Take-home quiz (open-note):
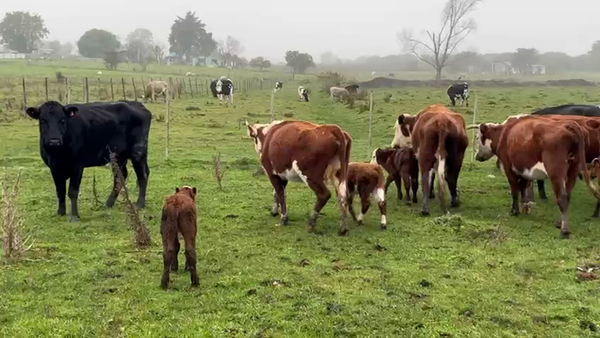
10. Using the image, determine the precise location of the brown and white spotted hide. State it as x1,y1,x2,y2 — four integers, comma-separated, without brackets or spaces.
246,120,353,235
372,147,419,205
395,104,468,216
346,162,387,230
490,115,600,238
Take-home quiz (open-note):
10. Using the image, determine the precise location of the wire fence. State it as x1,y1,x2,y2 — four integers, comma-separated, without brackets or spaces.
0,75,273,112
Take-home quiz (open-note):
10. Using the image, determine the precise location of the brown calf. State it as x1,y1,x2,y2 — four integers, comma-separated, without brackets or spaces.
160,186,199,289
246,120,353,235
393,105,469,215
474,115,600,237
371,146,419,205
346,162,387,230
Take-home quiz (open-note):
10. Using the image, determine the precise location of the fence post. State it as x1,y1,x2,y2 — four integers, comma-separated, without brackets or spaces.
177,78,182,100
165,87,170,160
21,78,27,116
66,77,71,104
132,77,138,101
471,94,479,162
205,78,209,95
195,77,198,94
97,77,101,101
84,77,89,103
110,78,115,101
121,78,126,100
269,90,276,122
367,91,374,158
44,77,49,101
189,77,194,98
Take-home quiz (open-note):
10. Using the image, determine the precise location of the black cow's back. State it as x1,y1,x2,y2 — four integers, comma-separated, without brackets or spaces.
532,104,600,116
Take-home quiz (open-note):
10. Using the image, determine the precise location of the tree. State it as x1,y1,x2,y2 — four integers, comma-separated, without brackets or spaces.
320,51,341,65
126,28,154,64
46,40,62,56
249,56,272,70
539,52,572,73
168,11,217,61
60,42,74,56
511,48,539,74
588,40,600,71
447,51,483,73
285,51,315,80
77,29,121,58
234,56,248,68
219,36,244,66
399,0,481,81
153,44,165,64
0,11,49,53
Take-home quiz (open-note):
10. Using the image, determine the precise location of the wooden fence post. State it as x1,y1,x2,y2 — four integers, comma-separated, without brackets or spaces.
84,77,89,103
132,77,138,101
66,77,71,104
195,77,198,94
21,78,27,116
44,77,49,101
269,90,276,122
189,77,194,98
471,94,479,162
165,87,170,160
110,78,115,101
97,77,101,101
367,91,374,158
121,78,126,100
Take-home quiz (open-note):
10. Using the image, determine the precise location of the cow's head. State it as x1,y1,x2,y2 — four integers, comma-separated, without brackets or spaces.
176,185,197,201
392,114,416,147
371,147,395,165
471,123,503,162
26,101,77,148
246,120,282,154
215,80,223,93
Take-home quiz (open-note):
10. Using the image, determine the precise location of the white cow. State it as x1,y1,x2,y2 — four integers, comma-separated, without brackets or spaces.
330,86,350,102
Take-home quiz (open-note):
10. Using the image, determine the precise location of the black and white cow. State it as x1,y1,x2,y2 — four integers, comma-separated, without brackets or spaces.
25,100,152,221
447,82,469,107
532,104,600,117
298,86,310,102
274,81,283,92
210,77,234,105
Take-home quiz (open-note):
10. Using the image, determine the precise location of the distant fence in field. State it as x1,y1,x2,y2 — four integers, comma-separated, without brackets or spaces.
0,76,274,112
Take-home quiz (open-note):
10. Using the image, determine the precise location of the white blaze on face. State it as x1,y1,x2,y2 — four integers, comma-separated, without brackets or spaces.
391,116,411,148
476,125,494,161
370,148,379,164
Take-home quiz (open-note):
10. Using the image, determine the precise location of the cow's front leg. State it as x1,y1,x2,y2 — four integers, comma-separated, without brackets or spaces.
51,171,67,216
68,167,85,222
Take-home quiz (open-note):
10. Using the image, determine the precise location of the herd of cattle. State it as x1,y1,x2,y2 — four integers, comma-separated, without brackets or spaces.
21,78,600,288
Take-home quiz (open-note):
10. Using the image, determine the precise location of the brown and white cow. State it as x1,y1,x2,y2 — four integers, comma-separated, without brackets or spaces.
346,162,387,230
393,104,469,215
143,80,169,102
246,120,353,235
371,146,419,205
473,115,600,238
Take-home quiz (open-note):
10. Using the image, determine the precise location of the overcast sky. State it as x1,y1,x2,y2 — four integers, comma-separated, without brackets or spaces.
5,0,599,62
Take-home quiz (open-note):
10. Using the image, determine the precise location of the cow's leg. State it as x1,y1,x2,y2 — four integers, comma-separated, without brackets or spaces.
394,175,403,201
372,187,387,230
447,148,466,208
449,96,456,106
161,234,176,289
180,220,199,287
306,178,332,233
131,150,150,209
106,158,128,208
429,170,436,198
384,174,394,194
271,180,288,216
520,180,534,214
550,161,577,238
346,191,358,223
505,170,522,216
536,180,548,200
268,175,289,225
401,170,412,205
51,171,67,216
465,96,469,107
357,188,371,226
411,174,419,204
420,159,436,216
68,167,84,222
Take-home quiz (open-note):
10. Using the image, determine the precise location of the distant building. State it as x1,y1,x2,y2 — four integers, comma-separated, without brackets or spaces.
0,45,25,59
531,64,546,75
491,61,518,75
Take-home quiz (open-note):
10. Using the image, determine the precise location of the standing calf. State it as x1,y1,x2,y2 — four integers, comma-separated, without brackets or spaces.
346,162,387,230
371,147,419,205
160,186,199,289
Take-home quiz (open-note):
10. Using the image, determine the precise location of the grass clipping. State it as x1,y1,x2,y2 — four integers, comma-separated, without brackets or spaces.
109,152,151,248
1,169,33,260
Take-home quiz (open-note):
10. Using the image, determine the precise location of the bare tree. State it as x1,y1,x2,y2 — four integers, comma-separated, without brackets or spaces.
153,44,165,64
399,0,481,81
219,36,244,67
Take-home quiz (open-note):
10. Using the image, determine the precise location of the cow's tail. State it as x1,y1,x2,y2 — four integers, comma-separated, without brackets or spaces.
436,125,448,212
334,129,352,203
566,123,600,199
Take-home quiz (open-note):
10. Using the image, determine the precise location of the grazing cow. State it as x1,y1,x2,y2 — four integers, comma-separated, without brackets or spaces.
532,104,600,116
298,86,310,102
394,105,469,215
25,100,152,221
330,86,350,102
144,80,168,102
446,82,469,107
246,120,352,235
274,81,283,92
346,162,387,230
160,186,199,289
371,147,419,205
215,77,234,105
474,116,600,237
344,84,360,94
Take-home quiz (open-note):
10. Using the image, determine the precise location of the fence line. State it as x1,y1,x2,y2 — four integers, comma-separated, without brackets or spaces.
2,76,275,110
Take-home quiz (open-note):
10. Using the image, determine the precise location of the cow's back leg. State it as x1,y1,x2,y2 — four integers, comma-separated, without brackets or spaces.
67,167,85,222
180,212,199,287
346,183,358,222
400,169,412,205
357,187,372,225
51,170,67,216
372,186,387,230
131,140,150,209
419,159,436,216
549,159,577,238
106,157,128,208
429,170,436,198
270,180,288,217
171,236,180,272
447,147,466,208
536,180,548,200
449,96,456,106
305,178,332,233
268,175,289,225
504,167,522,216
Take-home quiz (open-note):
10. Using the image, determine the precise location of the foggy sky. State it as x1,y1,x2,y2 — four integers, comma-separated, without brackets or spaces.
5,0,600,62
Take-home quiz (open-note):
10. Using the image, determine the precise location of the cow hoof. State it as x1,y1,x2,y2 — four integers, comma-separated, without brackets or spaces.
510,210,519,216
270,210,280,217
380,224,387,231
280,216,290,226
338,228,349,236
560,231,571,239
357,220,363,226
451,200,460,208
404,201,412,206
429,194,435,199
68,215,80,223
413,198,418,204
421,210,430,216
554,220,561,229
57,209,66,216
171,266,179,272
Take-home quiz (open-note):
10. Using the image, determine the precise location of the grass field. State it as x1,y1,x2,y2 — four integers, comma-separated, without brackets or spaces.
1,60,600,337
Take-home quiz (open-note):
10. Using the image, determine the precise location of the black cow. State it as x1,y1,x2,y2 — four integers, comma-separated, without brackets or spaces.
25,100,152,222
274,81,283,92
210,79,219,98
532,104,600,116
447,83,470,107
524,104,600,200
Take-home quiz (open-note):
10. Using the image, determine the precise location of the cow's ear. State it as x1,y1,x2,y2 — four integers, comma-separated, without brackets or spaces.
64,106,78,118
397,114,404,125
175,187,180,193
479,124,488,134
192,187,197,195
25,107,40,119
247,124,257,138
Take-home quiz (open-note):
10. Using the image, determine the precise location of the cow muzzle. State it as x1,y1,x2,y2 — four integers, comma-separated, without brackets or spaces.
46,138,62,147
